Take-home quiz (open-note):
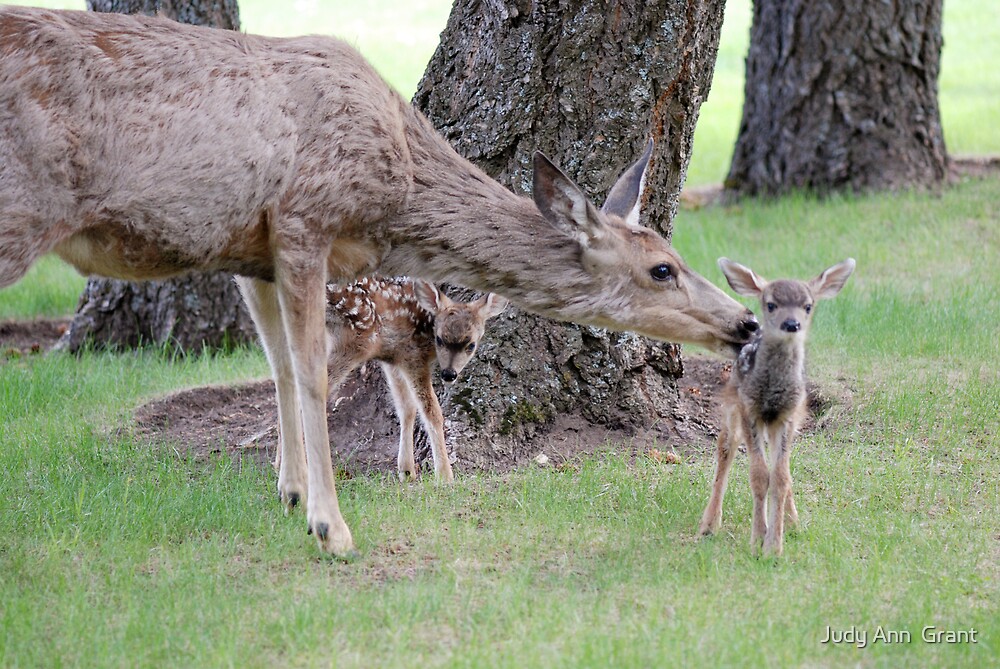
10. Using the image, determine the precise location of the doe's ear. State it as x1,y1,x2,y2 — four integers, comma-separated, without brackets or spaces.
601,138,653,227
718,257,767,297
810,258,856,300
477,293,509,320
532,151,606,247
413,280,447,313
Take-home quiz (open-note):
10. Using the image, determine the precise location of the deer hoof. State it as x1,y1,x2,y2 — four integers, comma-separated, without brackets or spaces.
762,537,784,558
277,481,306,515
697,513,721,536
307,512,356,559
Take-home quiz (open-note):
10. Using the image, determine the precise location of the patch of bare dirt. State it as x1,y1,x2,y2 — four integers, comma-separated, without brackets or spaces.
2,318,845,479
949,155,1000,180
122,354,736,477
0,318,68,358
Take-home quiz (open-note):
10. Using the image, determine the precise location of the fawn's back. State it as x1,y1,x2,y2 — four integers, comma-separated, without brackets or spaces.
325,277,434,368
325,276,508,382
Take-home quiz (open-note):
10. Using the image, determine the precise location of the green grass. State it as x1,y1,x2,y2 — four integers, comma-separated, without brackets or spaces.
0,255,86,320
2,1,999,667
2,178,996,668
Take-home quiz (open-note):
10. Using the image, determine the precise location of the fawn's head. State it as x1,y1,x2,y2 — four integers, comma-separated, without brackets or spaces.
718,258,856,342
414,281,508,384
531,141,758,356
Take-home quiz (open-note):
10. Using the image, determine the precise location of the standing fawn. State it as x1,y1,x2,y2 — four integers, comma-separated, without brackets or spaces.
1,7,758,556
698,258,855,556
323,276,507,483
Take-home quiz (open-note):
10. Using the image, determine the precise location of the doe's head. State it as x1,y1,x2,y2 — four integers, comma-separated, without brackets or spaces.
414,281,508,384
718,258,856,341
531,140,758,356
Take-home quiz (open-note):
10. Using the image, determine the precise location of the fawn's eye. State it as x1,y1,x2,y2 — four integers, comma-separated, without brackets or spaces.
650,263,673,282
466,342,476,353
805,304,812,314
435,336,444,346
766,302,777,313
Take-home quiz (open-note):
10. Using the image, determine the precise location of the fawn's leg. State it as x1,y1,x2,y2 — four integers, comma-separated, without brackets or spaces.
785,488,800,529
381,363,420,482
698,414,740,535
783,415,802,530
274,260,354,557
764,422,793,557
747,420,770,555
402,363,454,482
236,277,307,513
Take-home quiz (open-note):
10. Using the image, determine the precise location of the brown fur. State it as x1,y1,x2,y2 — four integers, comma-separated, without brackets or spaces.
319,276,506,483
1,8,758,556
698,258,855,557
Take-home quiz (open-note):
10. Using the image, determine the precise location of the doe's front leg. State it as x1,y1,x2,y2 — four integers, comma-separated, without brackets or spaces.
236,276,307,513
275,262,356,558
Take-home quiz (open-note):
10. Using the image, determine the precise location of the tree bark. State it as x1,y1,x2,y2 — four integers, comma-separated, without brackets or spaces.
85,0,240,28
65,0,250,353
325,0,727,473
725,0,948,197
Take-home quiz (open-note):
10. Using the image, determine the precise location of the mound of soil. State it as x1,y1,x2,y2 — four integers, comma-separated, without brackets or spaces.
2,317,838,477
128,355,733,477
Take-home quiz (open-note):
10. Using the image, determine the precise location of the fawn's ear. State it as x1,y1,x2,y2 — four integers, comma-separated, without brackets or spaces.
533,152,607,247
810,258,856,300
476,293,509,320
718,258,767,297
414,280,448,313
601,139,653,227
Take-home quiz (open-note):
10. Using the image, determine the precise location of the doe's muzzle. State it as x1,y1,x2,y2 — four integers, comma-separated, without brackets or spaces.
739,312,759,335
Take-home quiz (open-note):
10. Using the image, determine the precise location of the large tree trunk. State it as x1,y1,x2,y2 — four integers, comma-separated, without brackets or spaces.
325,0,726,473
725,0,948,197
64,0,251,353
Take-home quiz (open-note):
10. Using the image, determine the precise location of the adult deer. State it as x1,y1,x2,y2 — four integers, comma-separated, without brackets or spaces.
0,7,758,557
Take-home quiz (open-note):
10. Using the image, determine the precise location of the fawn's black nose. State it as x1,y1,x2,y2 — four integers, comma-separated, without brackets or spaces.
780,319,801,333
441,368,458,383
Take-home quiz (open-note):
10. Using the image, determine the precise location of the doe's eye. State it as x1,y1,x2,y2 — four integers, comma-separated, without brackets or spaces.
804,304,812,314
466,342,476,353
435,336,444,346
650,263,673,282
766,302,777,313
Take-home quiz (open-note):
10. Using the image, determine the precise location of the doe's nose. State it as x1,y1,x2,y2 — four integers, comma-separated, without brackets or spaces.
440,368,458,383
739,312,759,335
780,319,801,333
